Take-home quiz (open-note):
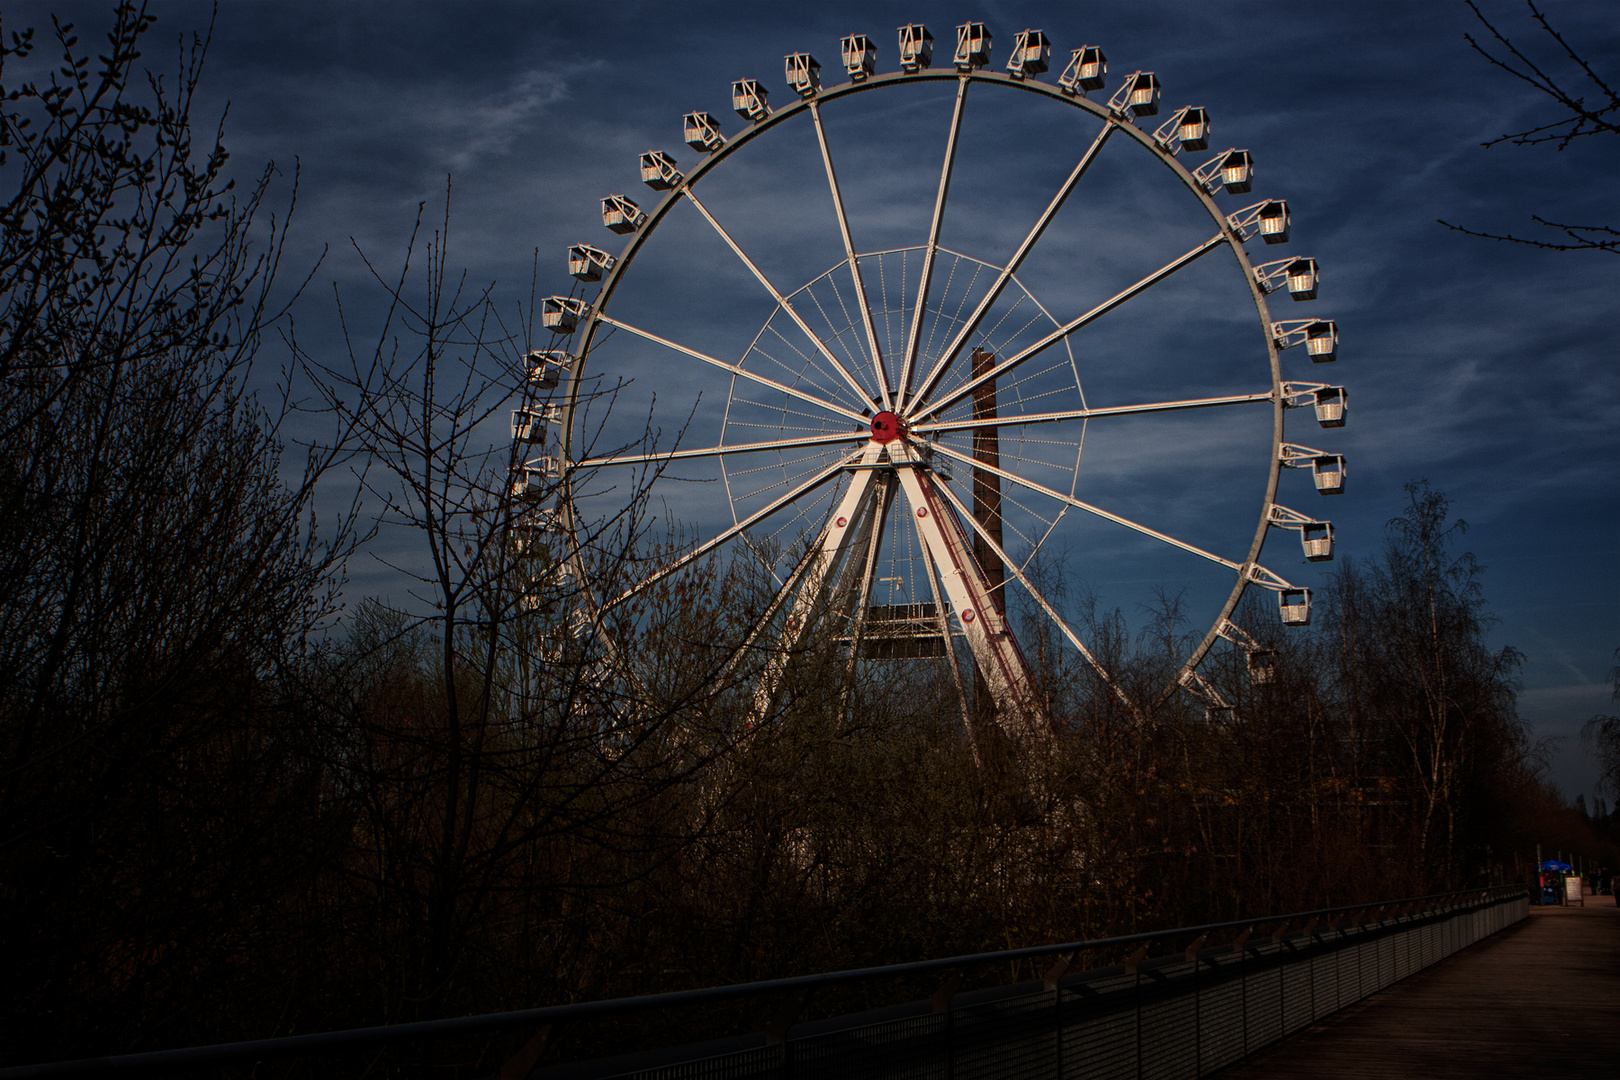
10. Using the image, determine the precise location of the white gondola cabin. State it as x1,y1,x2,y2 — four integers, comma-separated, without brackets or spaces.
568,244,616,282
683,111,725,153
1220,149,1253,193
1058,46,1107,94
509,524,549,561
898,24,933,72
1300,521,1335,562
1313,386,1347,428
1178,106,1210,150
1158,106,1209,152
514,506,558,538
639,150,682,190
525,350,569,389
1112,71,1161,117
1279,588,1312,626
1227,201,1288,244
521,564,576,615
954,22,991,70
1306,320,1338,361
1286,258,1319,300
541,297,584,334
601,194,645,234
511,410,541,444
1007,29,1050,79
731,79,770,121
841,34,877,81
1247,648,1278,684
509,463,555,498
1312,454,1345,495
1271,318,1337,361
510,405,563,443
1259,200,1290,244
784,52,821,98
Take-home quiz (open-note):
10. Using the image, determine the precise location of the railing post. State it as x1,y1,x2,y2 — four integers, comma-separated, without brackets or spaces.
1193,954,1202,1073
1053,985,1062,1080
1233,926,1251,1058
1126,943,1149,1080
1275,922,1288,1034
931,975,959,1080
1046,951,1072,1080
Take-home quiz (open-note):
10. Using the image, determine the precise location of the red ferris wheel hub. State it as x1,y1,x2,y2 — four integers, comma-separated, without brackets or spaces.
870,410,904,443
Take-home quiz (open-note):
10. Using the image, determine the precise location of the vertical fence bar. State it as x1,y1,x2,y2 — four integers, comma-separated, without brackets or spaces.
1193,955,1201,1076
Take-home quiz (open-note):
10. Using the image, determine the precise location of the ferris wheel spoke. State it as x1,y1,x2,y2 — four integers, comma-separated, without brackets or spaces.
810,100,891,411
747,449,886,723
603,448,862,611
595,314,868,425
682,189,876,409
916,233,1228,423
897,75,970,403
915,509,973,731
914,390,1273,435
889,452,1036,715
928,441,1244,572
573,429,865,470
928,474,1123,693
902,122,1118,413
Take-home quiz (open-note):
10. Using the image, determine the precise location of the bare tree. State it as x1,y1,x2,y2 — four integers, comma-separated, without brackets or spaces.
292,192,771,1046
0,1,356,1061
1581,650,1620,800
1439,0,1619,253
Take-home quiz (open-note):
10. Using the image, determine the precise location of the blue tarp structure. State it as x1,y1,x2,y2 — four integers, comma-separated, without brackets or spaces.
1539,860,1573,872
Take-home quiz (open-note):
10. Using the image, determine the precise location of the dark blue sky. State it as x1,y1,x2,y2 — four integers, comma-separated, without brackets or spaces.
11,1,1616,799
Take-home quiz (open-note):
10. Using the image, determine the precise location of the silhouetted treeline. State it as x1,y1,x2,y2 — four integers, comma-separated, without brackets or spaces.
0,6,1605,1076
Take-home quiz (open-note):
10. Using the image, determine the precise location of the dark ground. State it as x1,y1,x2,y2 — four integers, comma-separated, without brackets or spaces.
1213,898,1620,1076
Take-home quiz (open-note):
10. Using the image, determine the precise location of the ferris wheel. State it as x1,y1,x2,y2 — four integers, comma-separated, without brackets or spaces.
509,23,1347,735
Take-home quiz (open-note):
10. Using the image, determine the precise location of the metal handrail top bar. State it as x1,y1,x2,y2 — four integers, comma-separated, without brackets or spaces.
0,885,1526,1078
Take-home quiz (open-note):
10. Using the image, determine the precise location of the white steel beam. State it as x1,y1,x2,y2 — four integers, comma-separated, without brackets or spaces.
595,315,870,426
683,189,876,411
604,450,857,610
929,442,1244,571
889,441,1037,732
750,441,886,722
910,390,1271,435
915,233,1226,422
903,123,1117,412
929,475,1133,712
897,76,970,403
574,429,863,470
810,100,891,411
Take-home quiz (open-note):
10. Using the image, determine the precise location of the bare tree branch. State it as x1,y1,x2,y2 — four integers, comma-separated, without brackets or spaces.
1463,0,1620,149
1447,1,1618,252
1437,216,1620,253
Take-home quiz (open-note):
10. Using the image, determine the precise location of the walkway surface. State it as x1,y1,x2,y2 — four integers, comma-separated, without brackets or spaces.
1214,900,1620,1077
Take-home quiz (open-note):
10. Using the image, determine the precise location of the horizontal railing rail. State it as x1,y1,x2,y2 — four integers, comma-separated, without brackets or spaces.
0,885,1529,1079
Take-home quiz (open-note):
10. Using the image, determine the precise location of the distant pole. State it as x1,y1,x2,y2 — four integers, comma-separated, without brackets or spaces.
969,347,1003,723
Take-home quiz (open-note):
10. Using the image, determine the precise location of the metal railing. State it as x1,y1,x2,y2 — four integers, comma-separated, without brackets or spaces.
0,886,1528,1079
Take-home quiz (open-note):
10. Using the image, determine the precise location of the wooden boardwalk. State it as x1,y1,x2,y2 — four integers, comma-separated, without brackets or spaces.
1213,899,1620,1076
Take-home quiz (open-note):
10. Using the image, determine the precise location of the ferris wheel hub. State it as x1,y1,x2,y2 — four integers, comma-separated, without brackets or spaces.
869,410,905,443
